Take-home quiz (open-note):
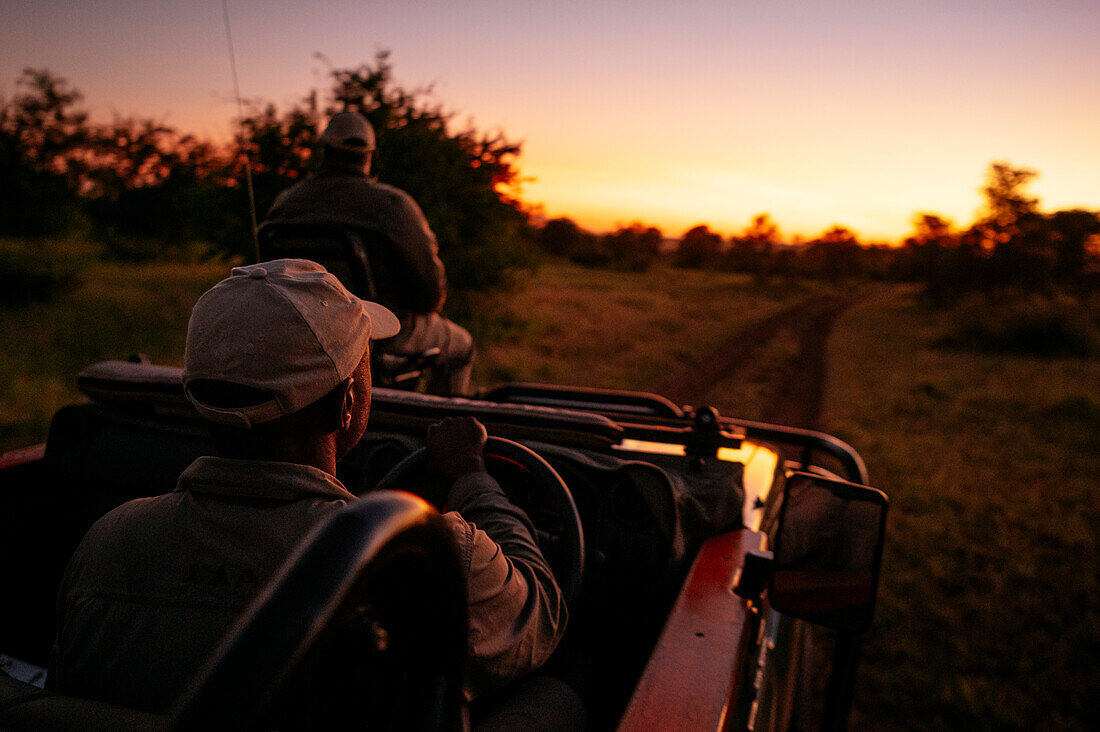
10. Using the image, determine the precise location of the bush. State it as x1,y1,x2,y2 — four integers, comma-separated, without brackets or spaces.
0,247,82,308
674,225,722,269
936,295,1098,358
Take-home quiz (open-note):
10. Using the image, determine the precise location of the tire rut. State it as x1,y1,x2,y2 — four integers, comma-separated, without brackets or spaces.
654,294,860,429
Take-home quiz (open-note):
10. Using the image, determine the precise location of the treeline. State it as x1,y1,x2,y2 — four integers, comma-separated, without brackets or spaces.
895,165,1099,302
3,61,1097,308
0,54,531,298
537,163,1100,303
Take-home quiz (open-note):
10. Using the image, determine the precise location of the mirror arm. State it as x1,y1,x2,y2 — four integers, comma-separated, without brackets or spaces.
822,631,863,732
732,548,774,606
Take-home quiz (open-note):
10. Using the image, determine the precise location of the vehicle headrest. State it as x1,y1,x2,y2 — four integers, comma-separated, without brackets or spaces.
369,388,625,450
73,361,626,449
76,360,194,418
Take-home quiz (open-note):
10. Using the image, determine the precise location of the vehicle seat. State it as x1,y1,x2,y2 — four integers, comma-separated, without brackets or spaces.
0,672,166,732
5,377,214,667
1,492,465,731
256,219,441,389
472,676,589,732
44,403,211,499
257,219,382,301
169,491,467,730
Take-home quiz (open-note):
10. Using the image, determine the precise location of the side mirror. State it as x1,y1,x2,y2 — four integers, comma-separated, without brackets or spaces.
769,472,888,633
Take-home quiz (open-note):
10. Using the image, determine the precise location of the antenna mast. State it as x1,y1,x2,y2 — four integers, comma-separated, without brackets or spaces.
222,0,260,261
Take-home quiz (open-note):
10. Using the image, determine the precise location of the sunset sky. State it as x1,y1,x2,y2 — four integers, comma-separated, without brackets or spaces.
4,0,1098,241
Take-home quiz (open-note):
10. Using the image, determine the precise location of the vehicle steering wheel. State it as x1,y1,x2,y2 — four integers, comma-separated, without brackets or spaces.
375,436,585,609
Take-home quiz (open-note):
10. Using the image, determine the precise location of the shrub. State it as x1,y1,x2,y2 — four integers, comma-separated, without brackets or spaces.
936,295,1098,358
0,247,81,308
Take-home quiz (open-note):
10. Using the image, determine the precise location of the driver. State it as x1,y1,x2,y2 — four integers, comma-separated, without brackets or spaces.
265,111,474,396
48,259,566,712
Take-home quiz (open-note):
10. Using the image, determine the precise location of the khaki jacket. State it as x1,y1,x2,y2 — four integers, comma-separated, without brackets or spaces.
49,456,566,711
266,166,447,315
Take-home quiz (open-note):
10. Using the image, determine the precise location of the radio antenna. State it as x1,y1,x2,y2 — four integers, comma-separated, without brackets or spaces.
222,0,260,261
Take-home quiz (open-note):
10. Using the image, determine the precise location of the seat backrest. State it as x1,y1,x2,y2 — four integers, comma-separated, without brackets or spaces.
257,220,443,388
0,493,465,732
0,672,167,732
169,492,467,731
257,219,380,301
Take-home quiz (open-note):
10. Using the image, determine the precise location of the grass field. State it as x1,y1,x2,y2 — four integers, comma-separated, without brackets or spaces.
824,290,1098,731
0,258,227,451
466,262,843,415
1,253,1095,730
475,271,1097,729
0,257,824,451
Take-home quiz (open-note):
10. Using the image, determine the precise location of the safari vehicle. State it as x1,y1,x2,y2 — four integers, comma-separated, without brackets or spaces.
0,356,887,731
0,217,886,732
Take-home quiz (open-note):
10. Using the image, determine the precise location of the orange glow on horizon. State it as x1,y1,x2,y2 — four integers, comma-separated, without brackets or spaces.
9,2,1097,246
518,153,1100,243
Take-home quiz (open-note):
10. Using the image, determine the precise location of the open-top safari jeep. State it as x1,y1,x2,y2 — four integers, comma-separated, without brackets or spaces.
0,234,887,731
0,360,887,731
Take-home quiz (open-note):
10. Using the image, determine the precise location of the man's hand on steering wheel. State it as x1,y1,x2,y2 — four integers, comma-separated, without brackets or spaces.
375,426,586,609
424,417,488,507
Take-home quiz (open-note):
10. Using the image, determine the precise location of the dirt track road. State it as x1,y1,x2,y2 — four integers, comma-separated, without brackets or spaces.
655,295,860,430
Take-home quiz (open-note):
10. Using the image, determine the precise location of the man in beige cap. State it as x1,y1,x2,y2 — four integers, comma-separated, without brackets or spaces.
266,110,475,396
49,259,566,713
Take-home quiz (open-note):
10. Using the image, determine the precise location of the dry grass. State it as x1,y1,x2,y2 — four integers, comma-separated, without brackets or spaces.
0,259,228,451
705,325,803,418
1,259,819,451
4,255,1093,730
823,288,1098,730
469,262,827,394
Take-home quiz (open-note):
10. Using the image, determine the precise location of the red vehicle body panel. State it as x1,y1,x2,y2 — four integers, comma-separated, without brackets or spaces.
0,444,44,471
618,529,764,732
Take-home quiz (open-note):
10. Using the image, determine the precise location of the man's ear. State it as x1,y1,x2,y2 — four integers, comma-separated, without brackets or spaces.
338,377,355,431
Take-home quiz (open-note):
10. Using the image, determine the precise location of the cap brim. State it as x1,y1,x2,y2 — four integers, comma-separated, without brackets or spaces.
361,300,401,340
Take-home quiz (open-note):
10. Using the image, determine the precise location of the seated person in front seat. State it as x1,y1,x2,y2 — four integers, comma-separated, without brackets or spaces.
48,259,566,712
265,110,474,396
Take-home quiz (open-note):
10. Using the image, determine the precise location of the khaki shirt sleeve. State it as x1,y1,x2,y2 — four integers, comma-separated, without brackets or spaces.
442,472,568,700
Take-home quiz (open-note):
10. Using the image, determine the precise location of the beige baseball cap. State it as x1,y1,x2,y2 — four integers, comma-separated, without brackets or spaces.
182,259,399,427
320,111,376,152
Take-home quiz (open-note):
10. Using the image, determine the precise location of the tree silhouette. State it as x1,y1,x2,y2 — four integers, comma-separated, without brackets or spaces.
804,225,861,280
539,217,586,258
728,213,779,279
1045,209,1100,286
534,219,661,270
0,68,89,235
910,213,953,245
675,224,722,268
980,161,1039,240
5,67,1096,305
85,127,233,259
4,69,89,175
602,223,662,271
971,162,1097,293
898,213,979,303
